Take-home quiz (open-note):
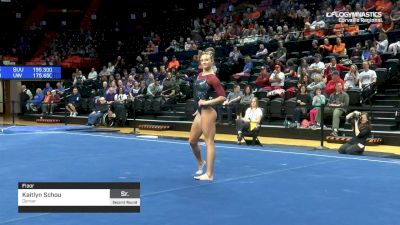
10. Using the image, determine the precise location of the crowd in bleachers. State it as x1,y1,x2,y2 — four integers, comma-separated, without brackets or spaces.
19,0,400,134
132,0,400,56
21,53,193,126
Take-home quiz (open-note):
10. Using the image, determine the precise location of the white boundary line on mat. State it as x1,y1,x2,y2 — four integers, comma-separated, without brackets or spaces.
141,159,341,197
4,131,398,165
61,132,400,165
0,126,16,132
0,131,400,165
0,131,399,224
0,214,50,225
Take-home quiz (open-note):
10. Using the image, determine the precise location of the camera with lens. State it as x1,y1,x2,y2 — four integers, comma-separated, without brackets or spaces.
349,111,362,119
346,110,362,128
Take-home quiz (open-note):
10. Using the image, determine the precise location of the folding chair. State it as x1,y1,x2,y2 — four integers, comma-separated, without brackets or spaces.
242,109,264,146
255,90,269,99
283,97,297,119
346,88,362,106
270,97,284,118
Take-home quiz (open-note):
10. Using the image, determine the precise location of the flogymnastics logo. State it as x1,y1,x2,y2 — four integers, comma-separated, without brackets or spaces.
326,11,383,23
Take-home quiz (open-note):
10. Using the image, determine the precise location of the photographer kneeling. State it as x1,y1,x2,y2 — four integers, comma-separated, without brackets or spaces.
338,111,371,155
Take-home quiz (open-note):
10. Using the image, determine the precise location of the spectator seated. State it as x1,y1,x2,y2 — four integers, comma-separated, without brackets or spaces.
41,90,61,115
236,97,264,146
232,56,253,81
86,97,109,126
27,88,44,112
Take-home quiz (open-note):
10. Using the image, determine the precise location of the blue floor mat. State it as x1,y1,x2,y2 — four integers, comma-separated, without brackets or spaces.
0,125,94,134
1,132,400,225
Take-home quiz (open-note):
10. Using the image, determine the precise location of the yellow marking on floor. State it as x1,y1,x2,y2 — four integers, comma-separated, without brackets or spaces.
2,116,399,155
121,128,400,155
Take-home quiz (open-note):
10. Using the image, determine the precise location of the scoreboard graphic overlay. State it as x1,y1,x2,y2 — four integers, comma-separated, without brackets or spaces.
18,182,140,213
0,66,61,80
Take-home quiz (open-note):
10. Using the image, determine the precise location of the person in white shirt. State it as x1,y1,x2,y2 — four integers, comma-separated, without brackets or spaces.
269,65,285,87
388,41,400,56
308,54,325,79
310,16,326,30
358,62,377,89
235,97,263,144
147,78,162,97
358,61,377,101
88,67,98,80
114,87,127,103
376,33,388,54
267,65,285,98
344,64,359,90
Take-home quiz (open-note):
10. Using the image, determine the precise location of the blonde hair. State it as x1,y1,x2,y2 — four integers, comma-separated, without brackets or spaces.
199,48,216,73
244,55,252,63
314,74,322,82
379,32,387,41
350,64,359,75
250,97,259,108
200,48,215,61
204,47,215,54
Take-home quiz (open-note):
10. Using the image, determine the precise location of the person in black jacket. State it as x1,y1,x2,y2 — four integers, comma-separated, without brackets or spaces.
291,84,311,128
338,111,371,155
66,87,81,117
86,97,109,126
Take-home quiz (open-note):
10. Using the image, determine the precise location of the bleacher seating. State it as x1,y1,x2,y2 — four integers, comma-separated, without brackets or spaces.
13,0,400,144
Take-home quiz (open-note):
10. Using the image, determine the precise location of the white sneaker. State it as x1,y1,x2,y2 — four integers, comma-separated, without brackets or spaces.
195,160,206,175
70,112,73,117
194,173,213,181
311,124,320,130
74,112,78,117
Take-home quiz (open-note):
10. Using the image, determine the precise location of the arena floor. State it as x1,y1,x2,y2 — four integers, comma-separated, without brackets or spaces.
1,128,400,225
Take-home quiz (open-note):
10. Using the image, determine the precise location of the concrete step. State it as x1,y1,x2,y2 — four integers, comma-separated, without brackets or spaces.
371,117,397,125
374,94,400,101
157,115,187,121
370,111,396,118
374,99,400,106
343,123,395,131
159,111,186,116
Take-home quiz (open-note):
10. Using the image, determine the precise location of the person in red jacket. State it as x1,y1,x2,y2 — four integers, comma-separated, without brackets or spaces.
324,57,350,82
325,71,344,96
255,66,271,91
167,55,180,71
318,38,333,57
368,47,382,68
